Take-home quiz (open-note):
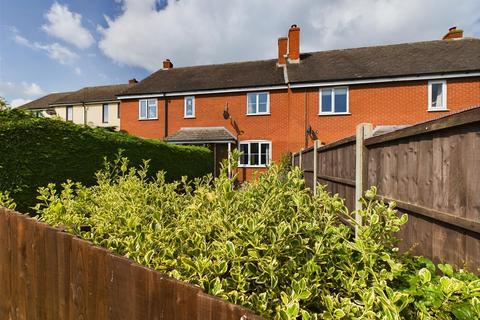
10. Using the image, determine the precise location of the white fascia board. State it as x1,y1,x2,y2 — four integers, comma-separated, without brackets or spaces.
117,85,288,100
289,72,480,89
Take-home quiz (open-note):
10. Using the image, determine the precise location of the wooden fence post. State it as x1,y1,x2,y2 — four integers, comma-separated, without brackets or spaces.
355,123,373,238
313,140,321,195
299,148,303,170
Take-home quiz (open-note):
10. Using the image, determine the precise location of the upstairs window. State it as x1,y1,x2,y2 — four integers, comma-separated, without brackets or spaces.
319,87,349,115
139,99,158,120
102,104,109,123
184,96,195,118
428,80,447,111
66,106,73,121
247,92,269,115
238,141,271,167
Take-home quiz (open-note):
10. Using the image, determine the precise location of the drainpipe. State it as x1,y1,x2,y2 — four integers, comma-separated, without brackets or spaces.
304,88,308,148
164,96,168,138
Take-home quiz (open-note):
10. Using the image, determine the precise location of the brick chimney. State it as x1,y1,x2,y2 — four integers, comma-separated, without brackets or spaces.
442,26,463,40
287,24,300,63
277,37,288,65
128,78,138,84
163,59,173,70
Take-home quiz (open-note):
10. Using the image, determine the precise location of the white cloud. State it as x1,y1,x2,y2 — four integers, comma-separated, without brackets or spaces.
42,2,94,49
0,82,44,108
0,81,44,98
74,67,82,75
11,98,32,108
14,34,78,64
98,0,480,71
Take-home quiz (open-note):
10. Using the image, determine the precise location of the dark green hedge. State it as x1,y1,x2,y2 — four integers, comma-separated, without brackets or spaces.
0,109,213,212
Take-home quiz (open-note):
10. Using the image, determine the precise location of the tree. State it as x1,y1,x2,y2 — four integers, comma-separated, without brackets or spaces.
0,97,9,110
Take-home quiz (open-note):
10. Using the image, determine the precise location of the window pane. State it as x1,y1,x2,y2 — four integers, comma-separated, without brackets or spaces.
250,143,259,165
321,90,332,113
258,93,268,113
334,88,347,113
140,100,147,118
185,98,193,116
239,144,249,165
260,143,270,165
148,105,157,119
148,99,157,107
431,83,443,108
66,106,73,121
103,104,108,123
248,94,257,114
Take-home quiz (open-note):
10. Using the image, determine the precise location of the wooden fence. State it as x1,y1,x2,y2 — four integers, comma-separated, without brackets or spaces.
0,208,262,320
293,106,480,271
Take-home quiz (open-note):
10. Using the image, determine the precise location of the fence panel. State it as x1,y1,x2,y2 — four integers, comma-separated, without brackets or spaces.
0,208,262,320
293,106,480,271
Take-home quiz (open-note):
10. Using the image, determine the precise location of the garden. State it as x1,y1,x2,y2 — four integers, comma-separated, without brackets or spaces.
2,151,478,319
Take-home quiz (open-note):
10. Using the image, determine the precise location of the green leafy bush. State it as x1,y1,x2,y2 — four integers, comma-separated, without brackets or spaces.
0,109,212,212
34,156,479,319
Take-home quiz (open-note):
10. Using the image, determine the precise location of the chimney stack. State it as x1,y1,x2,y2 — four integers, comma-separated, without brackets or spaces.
163,59,173,70
277,37,288,65
128,78,138,84
287,24,300,63
442,26,463,40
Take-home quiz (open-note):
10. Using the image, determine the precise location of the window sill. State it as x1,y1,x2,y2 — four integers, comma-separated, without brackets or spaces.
246,113,271,116
318,112,351,116
428,108,449,112
138,118,158,121
184,116,196,119
238,165,269,168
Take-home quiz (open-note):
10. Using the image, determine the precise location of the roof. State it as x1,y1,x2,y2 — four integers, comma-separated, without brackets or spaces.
121,59,286,96
287,38,480,84
164,127,237,143
120,38,480,96
52,83,136,105
17,92,72,110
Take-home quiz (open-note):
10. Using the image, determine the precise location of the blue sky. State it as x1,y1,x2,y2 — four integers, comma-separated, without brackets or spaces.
1,0,479,107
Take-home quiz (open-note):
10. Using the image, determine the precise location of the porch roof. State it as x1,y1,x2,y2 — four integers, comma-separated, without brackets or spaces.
164,126,237,144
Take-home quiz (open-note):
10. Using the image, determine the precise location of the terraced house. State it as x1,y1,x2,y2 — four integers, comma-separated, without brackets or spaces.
118,25,480,180
20,80,137,130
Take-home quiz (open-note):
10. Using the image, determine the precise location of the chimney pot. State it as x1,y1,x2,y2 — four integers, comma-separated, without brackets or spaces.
287,24,300,63
442,26,463,40
163,59,173,70
128,78,138,84
277,37,288,66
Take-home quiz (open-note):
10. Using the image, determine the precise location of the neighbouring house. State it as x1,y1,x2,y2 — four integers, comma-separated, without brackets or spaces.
125,27,478,180
17,92,73,117
19,80,137,130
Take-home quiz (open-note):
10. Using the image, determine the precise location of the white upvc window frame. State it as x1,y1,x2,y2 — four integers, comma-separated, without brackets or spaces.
238,140,272,168
428,80,448,111
184,96,195,118
66,106,73,122
318,86,350,115
139,99,158,120
246,92,270,115
102,103,109,123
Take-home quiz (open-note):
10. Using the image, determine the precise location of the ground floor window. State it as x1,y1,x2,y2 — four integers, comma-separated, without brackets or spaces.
238,140,271,167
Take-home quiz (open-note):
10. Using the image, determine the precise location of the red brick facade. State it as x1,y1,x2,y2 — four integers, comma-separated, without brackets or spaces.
120,77,480,180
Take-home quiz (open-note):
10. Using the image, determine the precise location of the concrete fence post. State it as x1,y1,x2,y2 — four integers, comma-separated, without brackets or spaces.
313,140,321,195
355,123,373,239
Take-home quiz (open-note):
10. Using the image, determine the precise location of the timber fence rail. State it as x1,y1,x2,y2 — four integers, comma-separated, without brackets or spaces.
293,106,480,272
0,207,262,320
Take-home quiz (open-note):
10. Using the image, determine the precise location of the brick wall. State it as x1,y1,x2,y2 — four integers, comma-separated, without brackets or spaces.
120,77,480,180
